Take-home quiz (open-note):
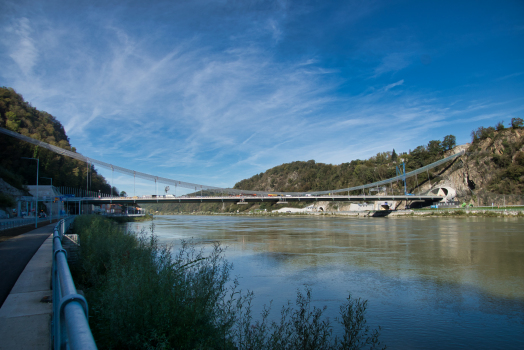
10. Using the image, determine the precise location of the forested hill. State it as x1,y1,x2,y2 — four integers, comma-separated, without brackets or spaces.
234,136,458,194
0,87,113,193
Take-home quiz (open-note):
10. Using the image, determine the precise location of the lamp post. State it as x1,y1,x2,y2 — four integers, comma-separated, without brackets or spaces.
41,177,53,223
21,157,39,228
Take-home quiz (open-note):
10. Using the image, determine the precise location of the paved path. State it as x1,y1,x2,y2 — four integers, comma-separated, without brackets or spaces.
0,223,55,308
0,224,55,349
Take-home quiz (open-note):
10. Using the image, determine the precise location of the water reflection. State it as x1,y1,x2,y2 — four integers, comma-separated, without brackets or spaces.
129,215,524,349
136,215,524,299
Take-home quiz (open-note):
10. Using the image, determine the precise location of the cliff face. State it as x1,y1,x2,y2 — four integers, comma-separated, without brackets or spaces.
419,129,524,205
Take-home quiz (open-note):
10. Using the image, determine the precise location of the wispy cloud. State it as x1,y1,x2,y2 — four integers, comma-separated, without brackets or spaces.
495,72,523,81
3,17,38,76
384,79,404,91
1,0,523,193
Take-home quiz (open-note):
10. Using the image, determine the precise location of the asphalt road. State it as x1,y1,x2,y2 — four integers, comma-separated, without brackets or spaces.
0,224,55,308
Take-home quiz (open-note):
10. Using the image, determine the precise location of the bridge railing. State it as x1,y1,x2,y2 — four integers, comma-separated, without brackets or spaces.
52,217,97,350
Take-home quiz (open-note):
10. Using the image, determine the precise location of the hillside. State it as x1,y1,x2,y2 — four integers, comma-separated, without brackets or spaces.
144,121,524,214
429,125,524,205
0,87,114,204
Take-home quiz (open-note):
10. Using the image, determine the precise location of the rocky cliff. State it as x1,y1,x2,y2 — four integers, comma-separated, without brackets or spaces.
417,128,524,205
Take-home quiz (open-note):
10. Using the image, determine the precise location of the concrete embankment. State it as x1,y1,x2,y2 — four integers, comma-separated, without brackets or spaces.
311,209,524,217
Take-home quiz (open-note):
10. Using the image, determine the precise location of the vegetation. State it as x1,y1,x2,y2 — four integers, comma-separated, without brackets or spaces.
0,87,114,194
72,215,384,350
511,117,523,129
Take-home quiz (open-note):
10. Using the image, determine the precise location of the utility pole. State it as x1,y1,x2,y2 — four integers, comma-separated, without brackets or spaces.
86,160,89,196
22,157,39,228
42,177,52,223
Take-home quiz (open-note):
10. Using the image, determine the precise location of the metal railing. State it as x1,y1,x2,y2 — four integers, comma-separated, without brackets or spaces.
0,218,37,231
0,215,69,231
52,217,97,350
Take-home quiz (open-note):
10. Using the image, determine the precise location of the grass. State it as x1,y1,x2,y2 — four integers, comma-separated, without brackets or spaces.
72,215,385,350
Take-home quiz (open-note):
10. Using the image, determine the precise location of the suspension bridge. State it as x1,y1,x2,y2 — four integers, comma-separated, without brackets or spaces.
1,127,464,206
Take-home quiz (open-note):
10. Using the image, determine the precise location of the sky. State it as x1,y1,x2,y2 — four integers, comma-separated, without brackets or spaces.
1,0,523,196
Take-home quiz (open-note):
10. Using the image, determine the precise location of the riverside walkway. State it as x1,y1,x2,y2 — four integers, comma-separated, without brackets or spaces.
0,222,56,349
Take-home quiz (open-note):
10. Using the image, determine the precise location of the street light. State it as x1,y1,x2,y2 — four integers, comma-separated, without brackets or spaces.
41,177,53,223
21,157,39,228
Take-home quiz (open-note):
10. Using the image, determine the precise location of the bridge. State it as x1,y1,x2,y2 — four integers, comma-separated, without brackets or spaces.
1,127,464,205
77,194,444,204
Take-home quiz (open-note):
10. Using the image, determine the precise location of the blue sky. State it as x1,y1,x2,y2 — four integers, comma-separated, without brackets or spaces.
1,0,523,195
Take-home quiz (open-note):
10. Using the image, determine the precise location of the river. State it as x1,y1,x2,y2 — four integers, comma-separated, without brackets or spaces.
128,215,524,349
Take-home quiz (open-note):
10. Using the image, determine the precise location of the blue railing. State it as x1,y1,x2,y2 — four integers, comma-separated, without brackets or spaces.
0,215,68,231
52,217,97,350
0,218,36,231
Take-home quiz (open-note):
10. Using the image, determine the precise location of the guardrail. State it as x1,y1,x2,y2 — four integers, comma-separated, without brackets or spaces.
0,215,68,231
0,218,37,231
52,217,97,350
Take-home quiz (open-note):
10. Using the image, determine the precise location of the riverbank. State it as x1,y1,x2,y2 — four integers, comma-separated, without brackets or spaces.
105,214,153,223
149,208,524,218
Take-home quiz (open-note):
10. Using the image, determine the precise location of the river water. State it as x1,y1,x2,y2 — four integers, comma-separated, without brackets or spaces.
128,215,524,349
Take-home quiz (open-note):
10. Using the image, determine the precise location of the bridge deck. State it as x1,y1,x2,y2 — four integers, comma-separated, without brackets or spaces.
72,195,443,204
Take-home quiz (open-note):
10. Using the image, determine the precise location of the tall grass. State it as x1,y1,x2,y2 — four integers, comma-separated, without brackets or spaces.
73,215,385,350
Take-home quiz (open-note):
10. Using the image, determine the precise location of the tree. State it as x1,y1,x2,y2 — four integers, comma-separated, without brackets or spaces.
511,117,523,129
472,126,495,141
427,140,442,155
120,191,127,197
392,149,398,161
442,135,456,151
496,121,505,131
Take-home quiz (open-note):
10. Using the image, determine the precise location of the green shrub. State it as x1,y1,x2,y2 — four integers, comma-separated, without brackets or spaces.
504,165,524,181
515,152,524,166
234,287,383,350
511,117,523,129
492,154,511,168
73,215,385,350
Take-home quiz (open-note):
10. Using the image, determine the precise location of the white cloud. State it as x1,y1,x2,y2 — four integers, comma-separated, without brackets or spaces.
384,79,404,91
3,17,38,76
